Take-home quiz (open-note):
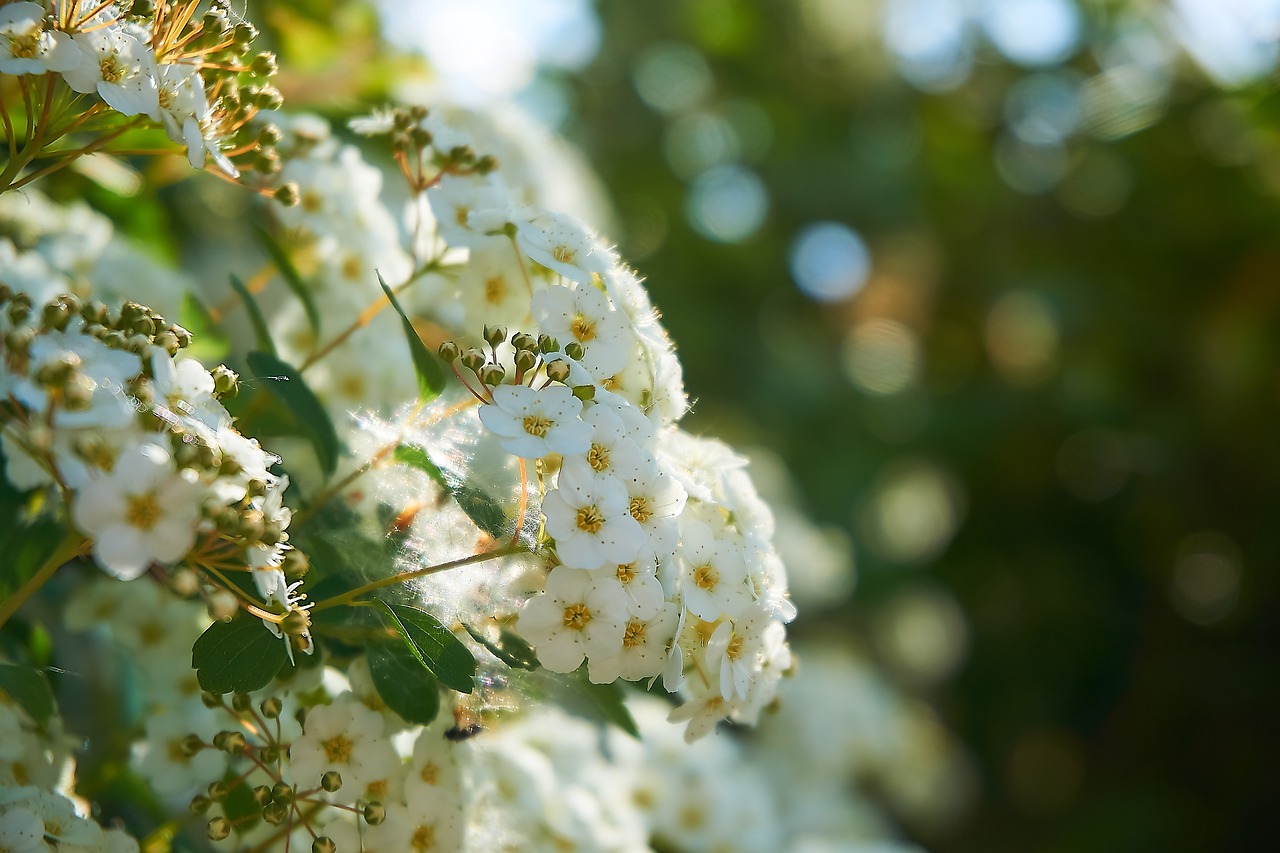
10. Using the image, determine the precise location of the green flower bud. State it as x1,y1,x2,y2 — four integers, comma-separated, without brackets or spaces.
271,783,294,804
207,817,231,841
438,340,461,363
321,771,342,792
260,697,283,719
252,785,273,806
479,364,505,386
483,324,508,347
363,802,386,825
312,837,336,853
189,795,212,815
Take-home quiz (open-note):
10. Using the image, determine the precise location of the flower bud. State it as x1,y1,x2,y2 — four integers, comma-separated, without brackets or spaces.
252,786,273,806
510,332,537,352
210,589,239,620
180,734,205,757
271,783,294,804
544,361,571,383
312,837,336,853
363,803,386,825
201,691,224,709
482,325,508,347
438,340,460,363
274,183,301,207
321,771,342,792
260,745,281,764
207,781,231,802
260,697,283,719
478,364,505,386
258,124,283,146
250,52,277,77
572,385,595,402
207,817,231,841
514,349,537,373
538,334,559,353
189,795,212,815
282,550,310,580
282,609,312,637
460,348,486,373
563,342,585,361
262,802,289,825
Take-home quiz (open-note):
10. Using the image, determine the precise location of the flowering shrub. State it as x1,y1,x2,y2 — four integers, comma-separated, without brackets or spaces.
0,4,956,853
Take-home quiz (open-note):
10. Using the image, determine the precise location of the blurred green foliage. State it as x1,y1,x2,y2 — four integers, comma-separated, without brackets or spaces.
570,2,1280,851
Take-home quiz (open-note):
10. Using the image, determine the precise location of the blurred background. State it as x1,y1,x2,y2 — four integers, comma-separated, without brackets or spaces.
102,0,1280,850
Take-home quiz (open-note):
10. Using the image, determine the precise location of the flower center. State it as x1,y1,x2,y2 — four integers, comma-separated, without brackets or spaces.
126,494,162,530
419,761,439,785
552,245,576,264
562,603,591,630
726,634,744,661
484,276,506,304
575,505,604,533
693,564,719,591
412,825,437,851
100,53,125,84
622,619,646,648
8,31,39,60
569,313,596,342
300,190,324,213
158,86,175,110
323,734,353,764
454,205,470,227
522,414,551,437
629,496,651,524
616,563,637,584
587,443,609,472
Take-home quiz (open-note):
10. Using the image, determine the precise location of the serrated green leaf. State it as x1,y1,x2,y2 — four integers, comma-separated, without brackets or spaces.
0,664,55,725
255,227,320,337
176,293,230,363
192,615,289,694
367,640,441,725
378,272,444,402
228,274,275,356
393,444,508,539
574,677,640,739
463,622,540,670
246,351,339,476
372,600,475,694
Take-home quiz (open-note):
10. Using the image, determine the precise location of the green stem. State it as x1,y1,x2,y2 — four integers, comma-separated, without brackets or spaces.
0,534,89,629
311,543,526,612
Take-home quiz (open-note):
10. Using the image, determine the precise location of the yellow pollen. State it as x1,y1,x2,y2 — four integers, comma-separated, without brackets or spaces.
562,603,591,630
552,245,576,264
158,87,174,110
484,276,506,304
341,255,363,280
726,634,744,661
168,738,187,762
629,496,652,524
301,190,324,213
693,564,719,591
367,779,389,798
99,54,124,84
623,619,646,648
603,374,621,391
587,443,610,471
420,761,439,785
575,505,604,533
455,206,470,227
126,494,162,530
523,414,551,437
412,826,436,851
616,563,637,584
139,621,166,646
693,618,719,645
323,734,353,764
7,32,39,60
569,313,596,342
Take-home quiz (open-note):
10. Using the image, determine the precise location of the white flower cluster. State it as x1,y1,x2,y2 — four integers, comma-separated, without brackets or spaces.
0,0,276,174
0,288,305,650
0,787,138,853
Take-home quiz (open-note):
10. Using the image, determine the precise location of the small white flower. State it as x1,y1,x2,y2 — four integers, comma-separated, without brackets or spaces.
677,518,751,621
532,281,633,381
704,604,771,701
667,685,739,743
60,24,160,119
542,458,644,571
0,3,56,75
518,565,628,673
14,330,141,430
515,211,612,284
609,557,665,619
452,236,535,329
426,173,516,247
619,454,687,560
587,601,680,684
71,441,204,580
289,695,394,801
477,383,591,460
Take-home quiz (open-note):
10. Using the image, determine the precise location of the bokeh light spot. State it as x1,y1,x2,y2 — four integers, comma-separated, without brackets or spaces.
789,222,871,303
979,0,1081,67
1170,531,1241,626
633,42,714,115
876,583,969,686
842,319,921,396
984,290,1060,385
684,164,768,243
859,459,965,564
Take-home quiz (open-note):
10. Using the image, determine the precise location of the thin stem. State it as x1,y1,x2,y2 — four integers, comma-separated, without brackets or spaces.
311,543,526,612
0,534,90,629
243,803,323,853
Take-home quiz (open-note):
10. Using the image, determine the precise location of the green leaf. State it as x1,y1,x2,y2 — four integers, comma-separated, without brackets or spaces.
246,351,340,476
367,640,441,725
220,778,261,834
574,678,640,739
378,272,445,402
228,274,276,356
176,293,230,364
192,615,289,694
463,621,540,670
0,663,55,725
255,227,321,338
393,444,508,539
372,600,475,694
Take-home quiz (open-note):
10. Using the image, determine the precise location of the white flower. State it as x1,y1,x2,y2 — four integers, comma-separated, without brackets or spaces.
0,3,56,75
704,604,772,701
667,686,739,743
477,383,591,460
14,330,141,430
71,441,204,580
570,403,649,482
134,706,228,801
451,236,535,329
59,24,160,119
289,695,396,800
677,518,751,621
426,173,516,247
0,804,45,853
515,211,612,284
587,601,680,684
542,458,644,571
518,566,628,673
609,557,665,619
619,454,687,560
531,281,633,381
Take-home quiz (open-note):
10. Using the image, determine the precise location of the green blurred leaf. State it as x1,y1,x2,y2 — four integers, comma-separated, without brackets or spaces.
573,676,640,739
378,272,445,403
246,351,339,476
463,621,540,670
192,615,289,694
255,227,320,338
393,444,507,538
220,778,261,834
367,639,441,725
0,663,55,725
176,293,230,364
372,600,475,694
228,274,275,356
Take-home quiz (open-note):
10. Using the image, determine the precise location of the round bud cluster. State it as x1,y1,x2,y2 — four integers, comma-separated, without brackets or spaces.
438,326,592,402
